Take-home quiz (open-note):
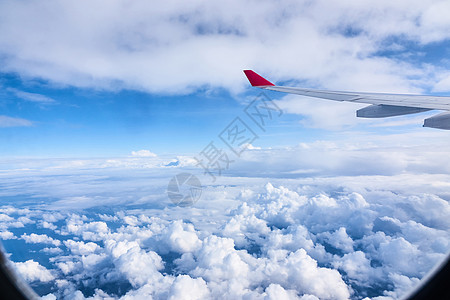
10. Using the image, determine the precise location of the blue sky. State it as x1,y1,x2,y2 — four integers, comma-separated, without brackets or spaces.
0,72,339,158
1,0,450,159
0,75,320,157
0,77,241,157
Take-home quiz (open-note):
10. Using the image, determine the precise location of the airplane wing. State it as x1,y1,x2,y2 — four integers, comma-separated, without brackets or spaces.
243,70,450,130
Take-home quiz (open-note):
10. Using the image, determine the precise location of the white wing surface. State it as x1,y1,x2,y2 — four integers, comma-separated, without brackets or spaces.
244,70,450,129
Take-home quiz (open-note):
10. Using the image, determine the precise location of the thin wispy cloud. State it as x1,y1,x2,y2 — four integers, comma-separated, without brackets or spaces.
0,115,33,127
9,88,57,105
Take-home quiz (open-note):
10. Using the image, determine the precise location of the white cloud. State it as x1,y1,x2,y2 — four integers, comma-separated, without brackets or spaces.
383,273,421,299
39,221,57,230
41,294,57,300
166,221,202,253
378,237,428,278
64,218,109,240
14,260,54,283
0,115,33,128
333,251,376,285
0,213,14,222
0,230,15,239
64,240,101,256
167,275,210,300
55,261,80,276
275,95,368,130
264,284,302,300
130,150,157,157
0,139,449,300
98,214,119,222
419,1,450,43
17,216,34,225
0,207,21,214
105,239,165,288
9,88,57,104
21,233,61,246
277,249,350,300
243,143,261,150
0,0,448,95
41,247,64,255
232,134,450,177
318,227,354,253
42,212,65,223
3,175,449,299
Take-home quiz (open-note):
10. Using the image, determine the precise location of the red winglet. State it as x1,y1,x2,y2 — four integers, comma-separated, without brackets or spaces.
243,70,275,87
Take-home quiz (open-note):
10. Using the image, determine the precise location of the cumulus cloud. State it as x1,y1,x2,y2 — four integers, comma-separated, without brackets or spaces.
167,275,210,300
0,213,14,222
1,176,449,299
42,212,65,223
166,221,202,253
0,137,449,300
63,215,109,240
105,239,166,288
41,247,63,255
21,233,61,246
0,230,16,240
14,260,54,283
39,221,57,230
64,240,101,256
264,284,303,300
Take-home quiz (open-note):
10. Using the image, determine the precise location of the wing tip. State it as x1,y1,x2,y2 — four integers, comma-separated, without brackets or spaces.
243,70,275,87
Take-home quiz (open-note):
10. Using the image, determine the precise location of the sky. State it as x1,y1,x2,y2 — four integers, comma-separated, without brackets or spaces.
1,0,450,158
0,1,450,300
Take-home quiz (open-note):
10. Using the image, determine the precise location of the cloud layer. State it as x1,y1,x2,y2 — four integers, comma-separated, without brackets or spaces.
1,0,450,94
0,162,449,299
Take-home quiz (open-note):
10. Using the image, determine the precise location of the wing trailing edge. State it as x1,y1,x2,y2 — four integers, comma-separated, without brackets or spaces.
243,70,450,130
